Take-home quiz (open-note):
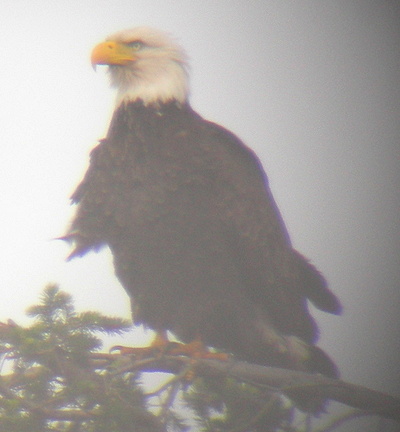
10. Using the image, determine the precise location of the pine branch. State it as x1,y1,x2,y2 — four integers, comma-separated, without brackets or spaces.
194,358,400,423
94,354,400,423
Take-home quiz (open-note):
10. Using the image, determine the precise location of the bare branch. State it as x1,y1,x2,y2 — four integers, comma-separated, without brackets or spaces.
94,353,400,422
195,358,400,423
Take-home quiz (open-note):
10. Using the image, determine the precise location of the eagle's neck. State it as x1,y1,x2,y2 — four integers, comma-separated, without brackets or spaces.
107,100,196,146
110,60,189,107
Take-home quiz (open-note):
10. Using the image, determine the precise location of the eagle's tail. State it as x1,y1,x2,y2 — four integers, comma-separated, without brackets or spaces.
307,345,339,379
280,337,339,412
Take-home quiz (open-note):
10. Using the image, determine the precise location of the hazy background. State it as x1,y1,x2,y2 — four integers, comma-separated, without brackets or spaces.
1,1,399,430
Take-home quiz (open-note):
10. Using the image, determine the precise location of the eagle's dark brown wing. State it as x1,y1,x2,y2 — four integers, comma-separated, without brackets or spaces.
66,102,341,378
199,120,341,342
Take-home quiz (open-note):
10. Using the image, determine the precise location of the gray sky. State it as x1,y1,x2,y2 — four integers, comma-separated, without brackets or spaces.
1,2,399,430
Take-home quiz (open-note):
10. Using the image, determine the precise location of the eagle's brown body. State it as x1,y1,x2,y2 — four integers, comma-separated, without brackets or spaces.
68,100,341,377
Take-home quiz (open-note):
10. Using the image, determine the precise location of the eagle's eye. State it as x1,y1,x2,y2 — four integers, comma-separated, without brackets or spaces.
128,40,145,50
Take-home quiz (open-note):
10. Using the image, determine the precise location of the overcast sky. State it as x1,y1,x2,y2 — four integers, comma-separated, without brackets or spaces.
1,2,399,430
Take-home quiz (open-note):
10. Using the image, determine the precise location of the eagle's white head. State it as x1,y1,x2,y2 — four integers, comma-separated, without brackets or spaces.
91,27,189,106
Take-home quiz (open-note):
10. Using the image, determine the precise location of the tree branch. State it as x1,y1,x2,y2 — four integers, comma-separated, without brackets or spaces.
195,358,400,422
3,349,399,424
96,354,400,423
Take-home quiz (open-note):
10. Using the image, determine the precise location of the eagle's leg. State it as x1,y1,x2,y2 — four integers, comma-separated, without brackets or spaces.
112,332,229,361
112,331,178,358
167,336,229,361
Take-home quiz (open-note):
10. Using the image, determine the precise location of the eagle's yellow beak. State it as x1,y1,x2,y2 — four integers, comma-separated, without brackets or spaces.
91,41,136,68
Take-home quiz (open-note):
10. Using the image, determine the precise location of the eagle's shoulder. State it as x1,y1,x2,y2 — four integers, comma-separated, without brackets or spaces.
193,113,268,182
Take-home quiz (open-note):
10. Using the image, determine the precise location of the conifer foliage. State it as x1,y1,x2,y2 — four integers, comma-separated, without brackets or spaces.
0,285,157,432
0,285,295,431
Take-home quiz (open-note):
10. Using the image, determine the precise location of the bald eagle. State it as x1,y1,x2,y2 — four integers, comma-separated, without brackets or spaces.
66,27,341,380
